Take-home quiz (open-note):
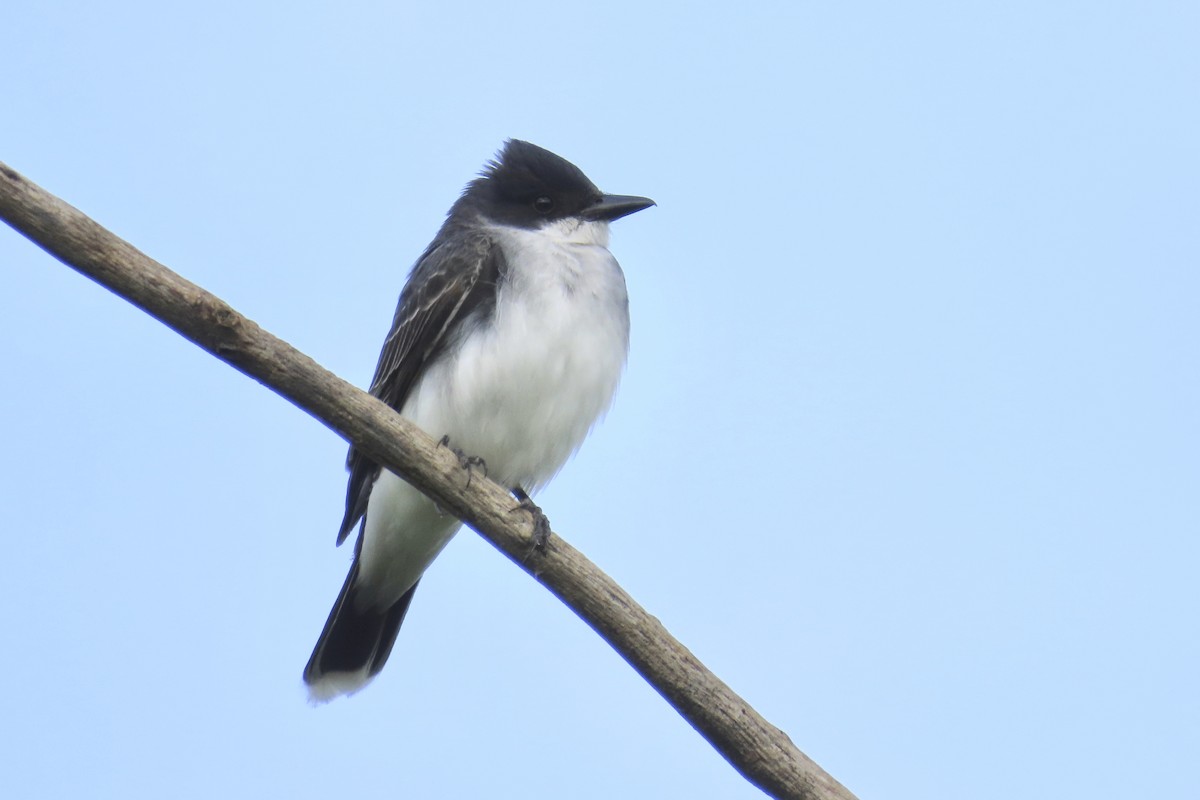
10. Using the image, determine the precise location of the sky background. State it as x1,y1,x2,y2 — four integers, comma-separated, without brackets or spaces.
2,3,1197,798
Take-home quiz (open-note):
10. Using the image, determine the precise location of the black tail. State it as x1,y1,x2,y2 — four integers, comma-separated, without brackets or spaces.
303,562,418,701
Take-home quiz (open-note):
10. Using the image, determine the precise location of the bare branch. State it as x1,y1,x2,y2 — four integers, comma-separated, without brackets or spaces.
0,161,858,800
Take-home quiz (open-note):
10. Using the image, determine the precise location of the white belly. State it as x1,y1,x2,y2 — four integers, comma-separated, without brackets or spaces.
356,222,629,608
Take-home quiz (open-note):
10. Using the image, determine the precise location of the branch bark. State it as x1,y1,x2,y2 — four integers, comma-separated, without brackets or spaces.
0,161,857,800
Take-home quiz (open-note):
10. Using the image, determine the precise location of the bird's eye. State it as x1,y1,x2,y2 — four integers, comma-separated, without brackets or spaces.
532,196,554,214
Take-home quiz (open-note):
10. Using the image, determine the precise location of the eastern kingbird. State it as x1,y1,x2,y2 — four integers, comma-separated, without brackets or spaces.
303,140,654,701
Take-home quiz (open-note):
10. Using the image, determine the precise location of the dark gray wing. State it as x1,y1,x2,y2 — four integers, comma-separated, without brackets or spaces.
336,231,506,544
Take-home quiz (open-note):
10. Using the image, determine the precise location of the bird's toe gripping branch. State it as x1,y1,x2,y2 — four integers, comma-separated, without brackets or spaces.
511,485,551,555
438,434,488,488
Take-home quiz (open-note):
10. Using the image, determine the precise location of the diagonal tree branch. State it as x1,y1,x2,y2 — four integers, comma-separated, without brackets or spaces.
0,160,857,800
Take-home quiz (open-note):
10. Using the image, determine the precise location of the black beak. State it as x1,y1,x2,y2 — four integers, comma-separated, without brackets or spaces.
583,194,656,222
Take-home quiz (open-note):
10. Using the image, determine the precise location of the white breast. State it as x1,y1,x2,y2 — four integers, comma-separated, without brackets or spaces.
357,218,630,606
403,218,630,489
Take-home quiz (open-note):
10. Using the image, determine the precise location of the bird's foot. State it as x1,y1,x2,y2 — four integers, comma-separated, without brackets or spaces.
511,486,551,556
438,435,487,488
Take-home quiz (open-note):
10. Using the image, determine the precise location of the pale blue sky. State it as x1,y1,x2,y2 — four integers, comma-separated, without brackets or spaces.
3,3,1197,798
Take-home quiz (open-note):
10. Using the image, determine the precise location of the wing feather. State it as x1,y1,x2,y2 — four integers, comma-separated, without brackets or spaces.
336,232,506,544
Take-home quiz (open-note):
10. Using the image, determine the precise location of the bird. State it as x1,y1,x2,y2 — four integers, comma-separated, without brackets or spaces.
303,139,655,702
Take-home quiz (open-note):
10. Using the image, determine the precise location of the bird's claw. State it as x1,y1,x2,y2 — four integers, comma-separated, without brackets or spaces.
511,486,551,557
438,435,487,488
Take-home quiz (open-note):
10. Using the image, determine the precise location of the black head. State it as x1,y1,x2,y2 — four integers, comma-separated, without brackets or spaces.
456,140,654,229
